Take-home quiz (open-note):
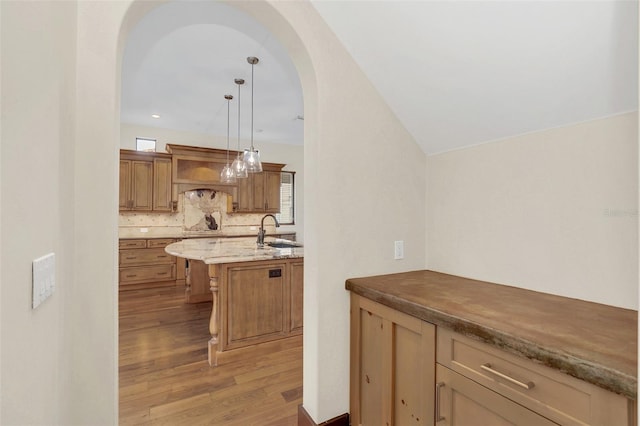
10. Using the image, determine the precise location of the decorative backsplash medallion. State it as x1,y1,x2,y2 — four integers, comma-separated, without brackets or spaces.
184,189,222,231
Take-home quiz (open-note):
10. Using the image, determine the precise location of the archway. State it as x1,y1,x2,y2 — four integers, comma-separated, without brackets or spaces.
116,0,320,422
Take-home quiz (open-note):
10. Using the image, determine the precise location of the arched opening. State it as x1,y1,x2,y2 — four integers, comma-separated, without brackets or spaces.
115,0,319,422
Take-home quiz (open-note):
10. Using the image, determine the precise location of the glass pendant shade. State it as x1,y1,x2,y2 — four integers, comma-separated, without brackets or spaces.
220,164,236,183
243,148,262,173
220,94,236,184
231,156,248,178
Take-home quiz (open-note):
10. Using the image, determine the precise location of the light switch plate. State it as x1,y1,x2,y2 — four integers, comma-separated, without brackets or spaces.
394,241,404,260
33,252,55,309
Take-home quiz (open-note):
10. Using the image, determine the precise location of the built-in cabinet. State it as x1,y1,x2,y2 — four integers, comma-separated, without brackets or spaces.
350,294,635,426
164,144,285,213
119,150,172,212
235,167,283,213
119,238,181,290
205,257,303,366
436,328,632,425
350,294,435,426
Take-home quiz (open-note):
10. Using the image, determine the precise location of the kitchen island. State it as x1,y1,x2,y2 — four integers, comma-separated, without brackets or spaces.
166,237,303,366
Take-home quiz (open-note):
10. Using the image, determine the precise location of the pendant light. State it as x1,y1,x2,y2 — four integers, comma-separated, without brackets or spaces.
243,56,263,173
231,78,248,178
220,94,236,184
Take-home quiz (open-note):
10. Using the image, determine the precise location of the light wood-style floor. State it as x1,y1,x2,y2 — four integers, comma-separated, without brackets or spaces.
119,286,302,425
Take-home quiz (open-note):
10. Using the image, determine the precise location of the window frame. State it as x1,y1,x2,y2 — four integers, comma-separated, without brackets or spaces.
276,171,295,225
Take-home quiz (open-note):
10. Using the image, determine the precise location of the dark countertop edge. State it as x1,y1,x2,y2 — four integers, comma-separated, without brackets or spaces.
119,232,293,240
346,279,637,400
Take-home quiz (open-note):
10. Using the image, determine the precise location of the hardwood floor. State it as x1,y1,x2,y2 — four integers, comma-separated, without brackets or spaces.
119,286,302,425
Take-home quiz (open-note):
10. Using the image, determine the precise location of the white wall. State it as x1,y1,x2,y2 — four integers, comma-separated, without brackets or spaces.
427,113,638,310
1,1,77,424
0,0,426,424
240,2,428,421
120,123,304,239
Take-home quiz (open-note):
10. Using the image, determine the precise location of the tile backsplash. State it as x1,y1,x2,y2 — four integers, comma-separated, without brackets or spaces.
119,189,278,235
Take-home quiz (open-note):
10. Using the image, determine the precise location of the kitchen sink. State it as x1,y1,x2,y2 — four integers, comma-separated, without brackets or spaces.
267,241,302,249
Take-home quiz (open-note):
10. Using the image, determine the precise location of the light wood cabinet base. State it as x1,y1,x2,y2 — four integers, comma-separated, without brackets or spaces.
209,333,302,367
202,258,303,366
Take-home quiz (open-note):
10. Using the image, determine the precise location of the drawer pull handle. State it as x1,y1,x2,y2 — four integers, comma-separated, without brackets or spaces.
157,272,168,276
435,382,445,422
125,256,137,260
125,274,137,278
481,363,535,390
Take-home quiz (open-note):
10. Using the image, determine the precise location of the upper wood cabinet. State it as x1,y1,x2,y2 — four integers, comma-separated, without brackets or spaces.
119,150,172,212
153,157,172,211
235,167,284,213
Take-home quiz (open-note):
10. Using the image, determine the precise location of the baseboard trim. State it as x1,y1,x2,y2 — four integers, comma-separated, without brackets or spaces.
297,405,349,426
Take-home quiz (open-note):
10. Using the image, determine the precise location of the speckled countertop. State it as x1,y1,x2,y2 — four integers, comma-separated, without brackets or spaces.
119,226,294,240
164,237,303,265
346,270,637,400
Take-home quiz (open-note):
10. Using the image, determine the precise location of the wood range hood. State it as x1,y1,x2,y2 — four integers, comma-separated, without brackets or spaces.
166,144,239,202
166,144,286,213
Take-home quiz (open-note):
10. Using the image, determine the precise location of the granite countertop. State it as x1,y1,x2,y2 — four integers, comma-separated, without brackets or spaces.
346,270,637,400
164,237,303,265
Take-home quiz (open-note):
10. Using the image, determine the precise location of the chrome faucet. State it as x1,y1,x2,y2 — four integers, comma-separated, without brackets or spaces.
257,214,279,247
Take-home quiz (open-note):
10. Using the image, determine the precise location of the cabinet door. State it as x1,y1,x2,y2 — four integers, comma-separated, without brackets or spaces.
131,160,153,210
350,295,435,426
435,365,557,426
252,172,266,212
289,260,303,333
264,171,281,213
223,262,287,349
153,158,172,211
119,160,132,210
235,174,252,212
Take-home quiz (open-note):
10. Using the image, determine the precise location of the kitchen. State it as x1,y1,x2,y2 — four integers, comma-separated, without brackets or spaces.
2,1,637,425
117,6,308,420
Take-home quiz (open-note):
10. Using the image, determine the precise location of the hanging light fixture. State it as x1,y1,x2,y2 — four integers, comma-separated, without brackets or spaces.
220,94,236,184
231,78,248,178
243,56,262,173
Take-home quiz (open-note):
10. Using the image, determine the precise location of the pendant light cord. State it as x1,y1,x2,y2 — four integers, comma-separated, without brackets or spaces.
250,61,254,151
236,80,242,160
226,95,231,164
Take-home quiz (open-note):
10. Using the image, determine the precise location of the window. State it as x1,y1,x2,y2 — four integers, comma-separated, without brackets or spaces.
276,172,295,225
136,137,156,152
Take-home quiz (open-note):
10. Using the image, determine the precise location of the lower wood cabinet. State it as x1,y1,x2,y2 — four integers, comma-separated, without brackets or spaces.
218,258,303,352
436,328,633,426
350,294,635,426
350,294,435,426
435,365,556,425
119,238,178,290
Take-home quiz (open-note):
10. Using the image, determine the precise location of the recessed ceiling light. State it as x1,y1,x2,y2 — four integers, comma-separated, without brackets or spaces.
151,114,160,119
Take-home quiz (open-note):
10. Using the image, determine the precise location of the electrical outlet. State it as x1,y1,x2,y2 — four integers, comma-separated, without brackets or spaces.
394,241,404,260
33,253,55,309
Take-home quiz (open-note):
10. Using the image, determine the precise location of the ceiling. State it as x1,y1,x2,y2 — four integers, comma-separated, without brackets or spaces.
121,1,638,155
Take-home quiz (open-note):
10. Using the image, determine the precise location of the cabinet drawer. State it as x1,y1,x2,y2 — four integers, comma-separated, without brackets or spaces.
119,264,176,283
119,239,146,249
437,328,631,425
119,248,175,265
436,364,556,426
147,238,176,248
